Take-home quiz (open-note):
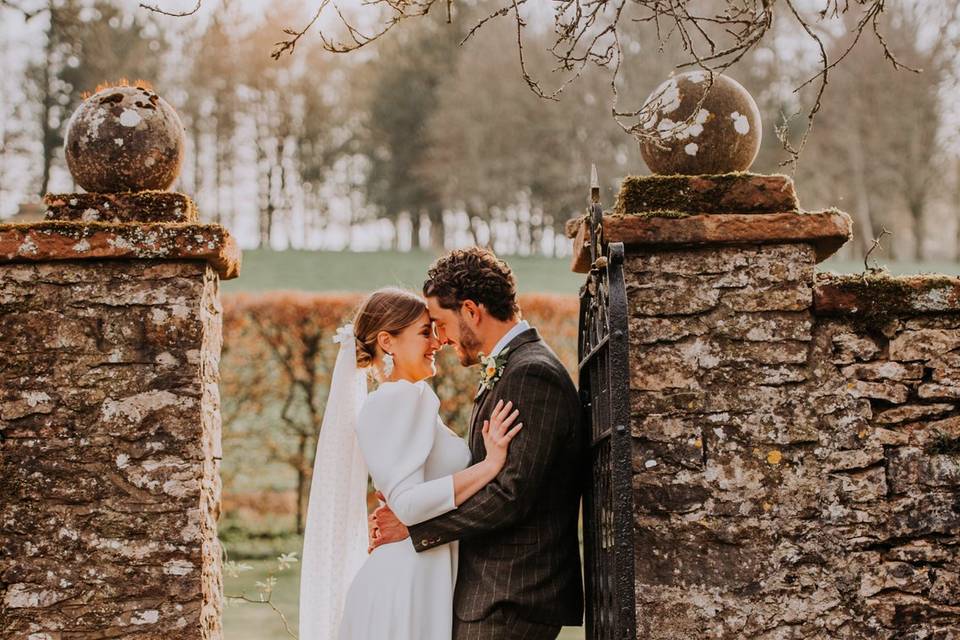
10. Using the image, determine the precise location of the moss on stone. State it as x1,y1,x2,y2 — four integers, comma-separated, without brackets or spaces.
632,209,692,220
614,172,798,216
815,271,960,327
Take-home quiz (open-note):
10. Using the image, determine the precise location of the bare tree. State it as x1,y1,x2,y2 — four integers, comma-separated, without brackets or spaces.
144,0,920,165
793,0,960,260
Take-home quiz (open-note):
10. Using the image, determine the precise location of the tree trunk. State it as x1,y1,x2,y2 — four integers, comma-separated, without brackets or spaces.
428,207,444,251
212,115,223,225
465,214,479,246
262,161,274,249
191,115,203,200
38,5,56,198
910,201,927,262
849,128,878,259
276,134,287,249
410,212,421,250
296,432,309,535
256,105,272,249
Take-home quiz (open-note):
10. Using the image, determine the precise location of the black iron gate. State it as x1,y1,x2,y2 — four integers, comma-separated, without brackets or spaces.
578,173,636,640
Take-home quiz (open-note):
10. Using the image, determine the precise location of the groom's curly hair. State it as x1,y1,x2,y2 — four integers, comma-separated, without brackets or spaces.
423,247,520,321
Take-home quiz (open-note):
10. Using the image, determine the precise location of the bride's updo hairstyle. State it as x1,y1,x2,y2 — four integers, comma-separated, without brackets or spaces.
353,287,428,370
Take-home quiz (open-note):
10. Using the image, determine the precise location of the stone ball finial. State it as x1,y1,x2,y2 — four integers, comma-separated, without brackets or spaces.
639,72,761,175
64,83,185,193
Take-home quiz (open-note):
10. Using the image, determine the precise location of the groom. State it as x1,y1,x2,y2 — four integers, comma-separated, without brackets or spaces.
369,247,585,639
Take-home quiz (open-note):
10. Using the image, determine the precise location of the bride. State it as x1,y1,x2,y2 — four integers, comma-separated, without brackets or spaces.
298,287,523,640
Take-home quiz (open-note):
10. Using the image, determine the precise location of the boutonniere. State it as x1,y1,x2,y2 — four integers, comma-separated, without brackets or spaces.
478,348,510,391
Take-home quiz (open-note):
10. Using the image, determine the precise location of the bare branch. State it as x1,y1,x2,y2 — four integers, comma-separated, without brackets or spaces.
864,226,892,273
139,0,203,17
225,593,297,638
272,0,328,60
0,0,45,20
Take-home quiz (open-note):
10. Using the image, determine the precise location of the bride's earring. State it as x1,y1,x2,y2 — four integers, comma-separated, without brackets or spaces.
382,352,395,378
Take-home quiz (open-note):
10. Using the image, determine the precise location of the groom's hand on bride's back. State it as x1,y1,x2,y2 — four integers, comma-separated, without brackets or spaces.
368,494,409,553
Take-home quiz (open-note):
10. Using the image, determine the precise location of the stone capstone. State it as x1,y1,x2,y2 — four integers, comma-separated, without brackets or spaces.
566,209,851,273
815,273,960,318
615,173,798,216
44,191,199,224
0,221,240,279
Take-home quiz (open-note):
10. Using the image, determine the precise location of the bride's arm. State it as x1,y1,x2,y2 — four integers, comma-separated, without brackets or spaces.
451,400,521,506
357,382,450,527
358,382,518,528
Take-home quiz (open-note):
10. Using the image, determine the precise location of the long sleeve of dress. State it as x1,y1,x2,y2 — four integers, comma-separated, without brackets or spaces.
355,380,458,527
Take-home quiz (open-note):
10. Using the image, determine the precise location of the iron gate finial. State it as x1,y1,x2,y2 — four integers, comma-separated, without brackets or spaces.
588,164,604,265
590,164,600,204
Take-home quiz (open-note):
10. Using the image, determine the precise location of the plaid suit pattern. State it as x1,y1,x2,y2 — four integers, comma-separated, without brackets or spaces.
408,328,585,634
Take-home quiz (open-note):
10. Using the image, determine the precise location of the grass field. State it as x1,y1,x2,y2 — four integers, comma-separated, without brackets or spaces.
819,258,960,276
222,249,960,298
224,561,586,640
222,249,584,295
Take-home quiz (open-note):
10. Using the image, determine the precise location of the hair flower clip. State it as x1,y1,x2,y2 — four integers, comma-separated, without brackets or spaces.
333,323,355,345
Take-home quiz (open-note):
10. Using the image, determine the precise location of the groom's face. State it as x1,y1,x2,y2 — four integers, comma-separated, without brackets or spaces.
426,296,482,367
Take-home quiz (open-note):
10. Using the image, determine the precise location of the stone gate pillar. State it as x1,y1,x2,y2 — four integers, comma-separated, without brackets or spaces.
0,85,238,639
0,206,238,639
570,173,960,638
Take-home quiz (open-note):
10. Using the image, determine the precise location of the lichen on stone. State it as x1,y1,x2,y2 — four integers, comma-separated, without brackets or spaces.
44,190,198,223
0,220,240,279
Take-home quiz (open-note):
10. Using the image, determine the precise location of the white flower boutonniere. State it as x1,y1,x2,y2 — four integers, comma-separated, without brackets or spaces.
478,348,510,391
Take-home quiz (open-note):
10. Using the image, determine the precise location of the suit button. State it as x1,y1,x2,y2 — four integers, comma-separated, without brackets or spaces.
420,539,429,547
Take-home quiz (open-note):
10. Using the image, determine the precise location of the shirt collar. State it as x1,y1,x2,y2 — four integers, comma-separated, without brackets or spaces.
488,320,530,359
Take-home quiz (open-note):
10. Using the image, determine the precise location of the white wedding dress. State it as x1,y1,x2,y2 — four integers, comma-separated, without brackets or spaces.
337,379,472,640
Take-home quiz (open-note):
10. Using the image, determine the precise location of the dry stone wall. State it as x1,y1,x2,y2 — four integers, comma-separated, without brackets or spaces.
624,243,960,638
1,206,236,638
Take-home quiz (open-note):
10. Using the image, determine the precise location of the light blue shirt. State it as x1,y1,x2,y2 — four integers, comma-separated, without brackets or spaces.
488,320,530,359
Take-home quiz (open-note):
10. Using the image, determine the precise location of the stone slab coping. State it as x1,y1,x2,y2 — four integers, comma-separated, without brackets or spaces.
44,191,198,223
615,173,799,216
567,209,852,273
814,272,960,316
0,220,240,279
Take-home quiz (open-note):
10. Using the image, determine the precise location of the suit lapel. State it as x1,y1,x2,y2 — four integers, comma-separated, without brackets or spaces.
468,387,490,454
465,327,543,457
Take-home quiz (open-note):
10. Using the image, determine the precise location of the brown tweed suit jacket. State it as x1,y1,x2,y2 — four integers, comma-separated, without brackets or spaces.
408,328,585,626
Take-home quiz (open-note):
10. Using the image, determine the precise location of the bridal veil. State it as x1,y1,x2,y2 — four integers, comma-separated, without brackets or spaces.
299,324,370,639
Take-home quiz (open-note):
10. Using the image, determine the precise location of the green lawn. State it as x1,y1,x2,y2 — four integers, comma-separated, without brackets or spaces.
222,249,960,299
224,560,585,640
222,249,583,295
819,258,960,276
